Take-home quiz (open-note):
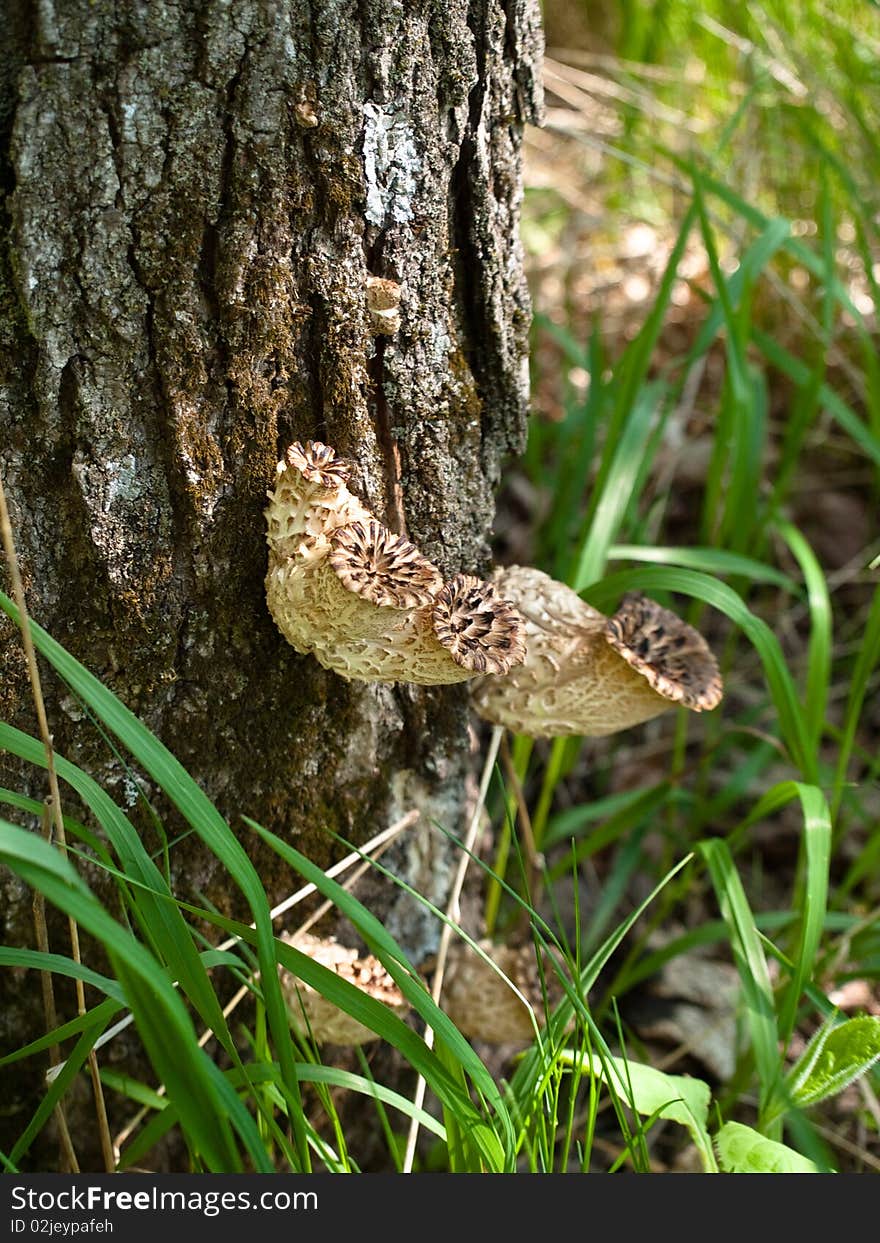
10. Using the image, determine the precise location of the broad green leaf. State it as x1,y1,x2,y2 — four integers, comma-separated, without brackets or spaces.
786,1016,880,1108
570,1050,716,1172
716,1121,822,1174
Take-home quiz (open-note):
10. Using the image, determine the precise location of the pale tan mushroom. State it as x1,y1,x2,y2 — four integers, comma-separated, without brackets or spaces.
440,938,563,1044
471,565,722,738
365,275,402,335
265,442,527,683
264,440,371,562
279,932,409,1045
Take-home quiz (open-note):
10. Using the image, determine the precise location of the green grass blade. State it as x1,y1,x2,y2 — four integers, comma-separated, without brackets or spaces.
684,215,791,363
571,201,699,591
680,161,871,332
0,818,260,1171
693,170,766,551
9,1016,111,1168
0,590,309,1169
831,582,880,820
777,784,832,1046
243,817,512,1170
0,948,124,1002
754,330,880,469
571,381,665,590
608,544,798,591
0,996,123,1069
0,721,236,1057
774,523,832,754
699,838,780,1126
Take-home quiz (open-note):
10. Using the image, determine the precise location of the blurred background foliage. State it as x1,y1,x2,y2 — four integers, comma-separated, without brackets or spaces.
483,0,880,1171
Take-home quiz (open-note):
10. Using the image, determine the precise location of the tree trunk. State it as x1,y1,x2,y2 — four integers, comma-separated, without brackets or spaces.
0,0,542,1166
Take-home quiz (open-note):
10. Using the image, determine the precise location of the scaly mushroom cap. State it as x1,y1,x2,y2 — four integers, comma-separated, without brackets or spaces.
279,933,409,1045
265,445,527,684
329,519,443,608
265,440,371,561
604,592,723,712
431,574,527,675
471,566,722,737
285,439,352,490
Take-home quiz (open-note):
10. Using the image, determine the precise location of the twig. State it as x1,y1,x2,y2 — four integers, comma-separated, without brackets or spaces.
402,725,504,1173
32,802,80,1172
0,471,115,1172
217,811,420,953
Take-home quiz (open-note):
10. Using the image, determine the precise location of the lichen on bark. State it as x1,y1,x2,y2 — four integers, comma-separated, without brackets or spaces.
0,0,543,1167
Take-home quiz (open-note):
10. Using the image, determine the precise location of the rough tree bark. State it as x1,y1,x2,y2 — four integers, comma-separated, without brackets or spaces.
0,0,543,1165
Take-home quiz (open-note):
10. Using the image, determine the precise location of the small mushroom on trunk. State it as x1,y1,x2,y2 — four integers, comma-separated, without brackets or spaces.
279,933,409,1045
471,566,722,737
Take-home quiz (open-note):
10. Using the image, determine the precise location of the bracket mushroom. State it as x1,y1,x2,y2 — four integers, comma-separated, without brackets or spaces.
265,442,527,684
265,444,721,729
470,566,723,737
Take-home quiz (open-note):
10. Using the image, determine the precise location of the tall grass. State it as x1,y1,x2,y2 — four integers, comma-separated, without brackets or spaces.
505,0,880,1170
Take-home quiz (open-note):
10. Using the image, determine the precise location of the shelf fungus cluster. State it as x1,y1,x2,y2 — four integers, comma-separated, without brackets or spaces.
265,442,723,734
265,441,526,684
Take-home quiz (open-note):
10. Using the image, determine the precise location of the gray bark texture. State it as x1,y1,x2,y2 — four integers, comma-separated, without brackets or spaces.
0,0,542,1167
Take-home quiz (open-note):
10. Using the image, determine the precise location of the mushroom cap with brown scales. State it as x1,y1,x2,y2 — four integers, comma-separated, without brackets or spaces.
329,519,443,609
470,566,723,738
604,592,723,712
279,933,410,1046
265,443,528,685
431,574,528,676
285,439,352,490
268,541,526,685
264,440,372,562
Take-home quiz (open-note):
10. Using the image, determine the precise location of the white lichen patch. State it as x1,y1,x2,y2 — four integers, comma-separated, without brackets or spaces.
102,453,140,511
362,101,420,226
